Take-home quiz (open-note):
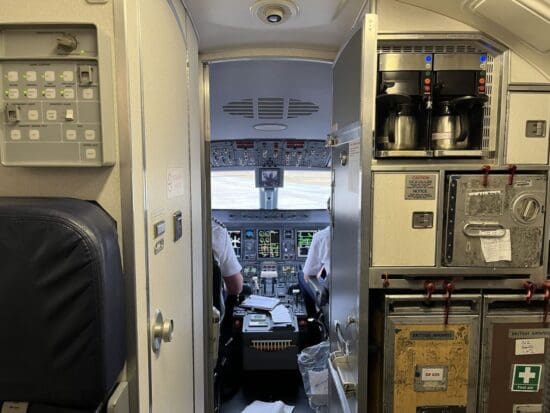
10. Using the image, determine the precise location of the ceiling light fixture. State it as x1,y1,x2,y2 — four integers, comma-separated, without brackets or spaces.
251,0,299,25
254,123,288,131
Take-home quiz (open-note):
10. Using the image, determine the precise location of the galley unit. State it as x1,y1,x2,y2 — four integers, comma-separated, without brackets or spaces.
329,12,550,413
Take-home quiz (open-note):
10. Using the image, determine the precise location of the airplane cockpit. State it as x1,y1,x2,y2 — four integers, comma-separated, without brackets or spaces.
208,59,333,411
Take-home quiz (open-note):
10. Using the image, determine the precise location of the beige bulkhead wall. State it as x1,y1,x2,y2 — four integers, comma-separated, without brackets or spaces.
0,0,122,231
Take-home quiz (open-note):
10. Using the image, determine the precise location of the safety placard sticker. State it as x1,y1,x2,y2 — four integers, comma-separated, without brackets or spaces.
515,338,545,356
511,364,542,392
405,175,436,200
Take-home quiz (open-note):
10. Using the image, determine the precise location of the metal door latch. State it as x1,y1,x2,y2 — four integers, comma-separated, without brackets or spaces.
152,309,174,353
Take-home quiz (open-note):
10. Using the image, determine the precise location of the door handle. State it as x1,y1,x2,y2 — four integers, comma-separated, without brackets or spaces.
463,222,506,237
152,309,174,354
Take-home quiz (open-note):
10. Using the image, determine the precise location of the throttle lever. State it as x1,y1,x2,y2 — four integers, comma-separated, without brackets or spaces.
523,281,537,304
443,280,454,325
424,280,435,302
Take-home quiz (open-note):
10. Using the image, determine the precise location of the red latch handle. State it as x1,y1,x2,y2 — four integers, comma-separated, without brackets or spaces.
424,280,435,302
482,165,491,187
524,281,537,304
443,281,455,325
508,165,517,185
543,281,550,323
382,273,390,288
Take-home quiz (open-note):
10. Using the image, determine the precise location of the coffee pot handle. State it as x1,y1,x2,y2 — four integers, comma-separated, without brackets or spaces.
388,112,396,144
456,111,469,143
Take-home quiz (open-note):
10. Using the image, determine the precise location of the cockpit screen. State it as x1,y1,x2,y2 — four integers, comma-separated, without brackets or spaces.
228,230,241,258
257,230,281,259
296,230,317,258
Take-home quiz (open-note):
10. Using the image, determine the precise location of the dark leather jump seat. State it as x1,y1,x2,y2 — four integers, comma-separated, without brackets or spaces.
0,198,126,412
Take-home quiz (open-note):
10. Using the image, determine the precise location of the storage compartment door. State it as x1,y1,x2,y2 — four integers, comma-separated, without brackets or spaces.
383,296,480,413
372,173,438,266
480,296,548,413
505,92,550,165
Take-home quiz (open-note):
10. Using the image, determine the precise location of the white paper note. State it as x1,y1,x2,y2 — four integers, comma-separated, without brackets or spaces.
516,338,545,356
270,304,293,324
241,400,294,413
1,402,29,413
480,229,512,263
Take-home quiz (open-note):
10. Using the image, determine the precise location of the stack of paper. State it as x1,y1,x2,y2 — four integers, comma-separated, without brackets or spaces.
240,295,280,311
241,400,294,413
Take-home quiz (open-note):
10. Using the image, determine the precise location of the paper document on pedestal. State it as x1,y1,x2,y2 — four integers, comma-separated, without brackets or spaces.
270,304,293,324
240,294,280,311
480,229,512,262
241,400,294,413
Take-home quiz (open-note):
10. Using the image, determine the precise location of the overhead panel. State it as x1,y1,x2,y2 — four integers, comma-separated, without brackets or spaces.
470,0,550,53
210,60,332,140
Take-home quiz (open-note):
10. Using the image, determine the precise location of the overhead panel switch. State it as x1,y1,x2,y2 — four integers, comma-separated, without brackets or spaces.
78,65,94,85
5,104,21,124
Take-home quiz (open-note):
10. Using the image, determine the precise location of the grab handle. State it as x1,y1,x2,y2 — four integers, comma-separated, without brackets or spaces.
463,222,506,238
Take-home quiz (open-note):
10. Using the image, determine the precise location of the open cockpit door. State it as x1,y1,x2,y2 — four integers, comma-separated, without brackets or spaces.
329,12,378,413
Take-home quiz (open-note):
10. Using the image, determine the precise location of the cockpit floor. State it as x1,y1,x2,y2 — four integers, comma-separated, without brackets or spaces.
221,370,315,412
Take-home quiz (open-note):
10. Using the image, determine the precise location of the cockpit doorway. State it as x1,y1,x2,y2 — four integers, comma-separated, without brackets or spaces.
204,57,334,413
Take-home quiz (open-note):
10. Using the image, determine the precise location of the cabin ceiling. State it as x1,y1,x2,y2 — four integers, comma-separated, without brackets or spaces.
209,60,332,140
184,0,367,53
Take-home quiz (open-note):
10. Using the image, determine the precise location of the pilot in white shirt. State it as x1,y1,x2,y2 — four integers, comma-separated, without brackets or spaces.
299,225,331,316
302,226,331,280
212,218,243,295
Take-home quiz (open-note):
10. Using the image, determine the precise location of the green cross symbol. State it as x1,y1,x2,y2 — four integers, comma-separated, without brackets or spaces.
511,364,542,392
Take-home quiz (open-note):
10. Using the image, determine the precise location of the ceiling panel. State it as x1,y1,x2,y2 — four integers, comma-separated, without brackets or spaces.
184,0,366,52
209,60,332,140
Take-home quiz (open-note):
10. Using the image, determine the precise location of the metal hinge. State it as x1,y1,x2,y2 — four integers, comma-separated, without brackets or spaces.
326,133,338,147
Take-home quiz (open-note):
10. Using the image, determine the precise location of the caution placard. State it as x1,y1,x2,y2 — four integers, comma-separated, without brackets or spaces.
511,364,542,392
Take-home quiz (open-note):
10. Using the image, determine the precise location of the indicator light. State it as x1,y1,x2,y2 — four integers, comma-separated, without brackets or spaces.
480,54,487,63
478,86,485,92
425,55,432,62
479,78,486,85
424,78,431,85
424,85,431,92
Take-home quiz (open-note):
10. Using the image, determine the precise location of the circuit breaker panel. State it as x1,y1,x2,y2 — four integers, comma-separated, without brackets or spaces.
0,25,115,166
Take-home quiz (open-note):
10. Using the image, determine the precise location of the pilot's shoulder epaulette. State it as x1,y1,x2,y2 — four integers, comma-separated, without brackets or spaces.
211,216,226,228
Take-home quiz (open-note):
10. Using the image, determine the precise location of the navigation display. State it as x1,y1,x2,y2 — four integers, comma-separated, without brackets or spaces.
257,230,281,259
228,230,241,258
296,230,317,258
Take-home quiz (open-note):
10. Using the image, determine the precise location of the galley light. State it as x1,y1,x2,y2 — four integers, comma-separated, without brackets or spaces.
251,0,299,25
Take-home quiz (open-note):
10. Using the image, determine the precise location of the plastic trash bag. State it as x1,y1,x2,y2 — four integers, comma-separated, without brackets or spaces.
297,341,329,412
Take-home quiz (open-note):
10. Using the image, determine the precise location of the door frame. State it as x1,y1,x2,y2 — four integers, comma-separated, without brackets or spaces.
194,50,335,412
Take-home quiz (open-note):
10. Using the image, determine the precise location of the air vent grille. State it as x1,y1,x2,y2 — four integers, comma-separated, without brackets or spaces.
223,98,254,119
223,98,320,120
258,97,284,119
288,98,319,119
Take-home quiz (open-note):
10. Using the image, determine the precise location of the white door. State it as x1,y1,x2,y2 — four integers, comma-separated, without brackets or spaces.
139,0,195,411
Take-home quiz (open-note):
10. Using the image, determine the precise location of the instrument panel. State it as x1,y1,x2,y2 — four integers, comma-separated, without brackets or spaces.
213,209,330,298
210,139,330,169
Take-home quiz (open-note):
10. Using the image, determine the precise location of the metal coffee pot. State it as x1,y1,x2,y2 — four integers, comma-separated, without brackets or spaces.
376,94,418,151
431,96,487,150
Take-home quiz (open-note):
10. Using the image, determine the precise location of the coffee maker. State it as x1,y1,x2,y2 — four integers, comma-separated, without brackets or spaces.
431,54,488,156
375,53,433,157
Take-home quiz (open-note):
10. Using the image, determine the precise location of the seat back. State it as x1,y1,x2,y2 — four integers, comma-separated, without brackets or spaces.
0,198,126,411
